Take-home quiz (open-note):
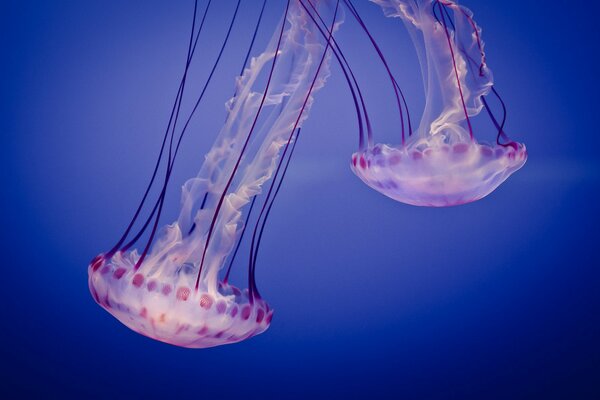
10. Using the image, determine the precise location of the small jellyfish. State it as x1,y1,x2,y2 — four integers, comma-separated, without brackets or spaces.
345,0,527,207
88,0,342,348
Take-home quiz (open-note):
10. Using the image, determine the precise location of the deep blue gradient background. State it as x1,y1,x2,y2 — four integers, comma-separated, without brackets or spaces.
1,1,599,398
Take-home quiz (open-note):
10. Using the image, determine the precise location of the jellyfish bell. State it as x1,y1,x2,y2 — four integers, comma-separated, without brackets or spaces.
351,139,527,207
347,0,526,207
89,253,271,348
88,0,342,348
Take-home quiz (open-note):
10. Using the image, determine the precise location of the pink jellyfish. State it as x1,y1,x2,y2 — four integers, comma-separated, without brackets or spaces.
88,0,342,348
348,0,527,207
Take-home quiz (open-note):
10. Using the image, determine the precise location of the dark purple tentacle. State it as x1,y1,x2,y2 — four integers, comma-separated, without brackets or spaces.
106,0,210,258
250,128,301,283
301,0,370,148
247,1,339,301
344,0,413,144
222,0,269,283
436,1,515,147
195,0,292,290
223,196,256,284
435,0,474,140
134,0,242,270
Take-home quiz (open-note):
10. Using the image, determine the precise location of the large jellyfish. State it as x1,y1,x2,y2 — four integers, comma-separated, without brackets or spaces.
348,0,527,207
88,0,342,348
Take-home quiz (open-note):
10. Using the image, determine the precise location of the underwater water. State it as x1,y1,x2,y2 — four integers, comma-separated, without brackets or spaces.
1,0,599,398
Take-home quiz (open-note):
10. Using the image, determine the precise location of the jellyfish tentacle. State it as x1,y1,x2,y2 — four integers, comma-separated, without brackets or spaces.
435,1,515,148
239,0,268,78
343,0,413,144
438,0,486,77
300,0,371,149
106,0,211,258
221,0,268,283
249,128,301,300
434,0,474,140
134,0,242,270
195,0,292,290
481,89,517,150
489,87,511,146
248,1,341,301
185,0,268,243
223,196,256,284
435,2,513,148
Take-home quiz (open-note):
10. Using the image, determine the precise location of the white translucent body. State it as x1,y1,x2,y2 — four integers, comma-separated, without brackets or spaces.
89,1,341,348
353,0,527,207
351,140,526,207
89,254,270,348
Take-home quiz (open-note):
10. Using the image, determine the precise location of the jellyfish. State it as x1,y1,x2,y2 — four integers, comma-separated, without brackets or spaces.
345,0,527,207
88,0,343,348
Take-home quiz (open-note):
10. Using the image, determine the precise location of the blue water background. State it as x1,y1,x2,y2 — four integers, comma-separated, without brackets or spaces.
1,1,598,398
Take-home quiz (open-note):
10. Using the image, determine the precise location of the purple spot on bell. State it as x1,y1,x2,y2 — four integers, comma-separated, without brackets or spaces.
216,301,227,314
256,309,265,323
480,146,493,157
453,143,470,154
241,306,251,320
199,294,213,310
389,155,401,165
359,156,367,169
132,274,144,288
411,151,423,160
147,280,157,292
113,268,126,280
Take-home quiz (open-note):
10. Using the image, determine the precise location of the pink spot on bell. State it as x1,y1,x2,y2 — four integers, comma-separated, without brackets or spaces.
199,294,213,310
216,301,227,314
113,268,126,280
411,151,423,160
453,143,470,154
132,274,144,288
162,284,172,296
230,306,238,318
256,309,265,323
139,307,147,318
389,154,401,165
359,156,367,169
100,266,111,275
90,255,104,272
241,306,251,320
481,146,493,157
386,180,398,189
147,280,157,292
176,287,191,301
197,326,208,335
